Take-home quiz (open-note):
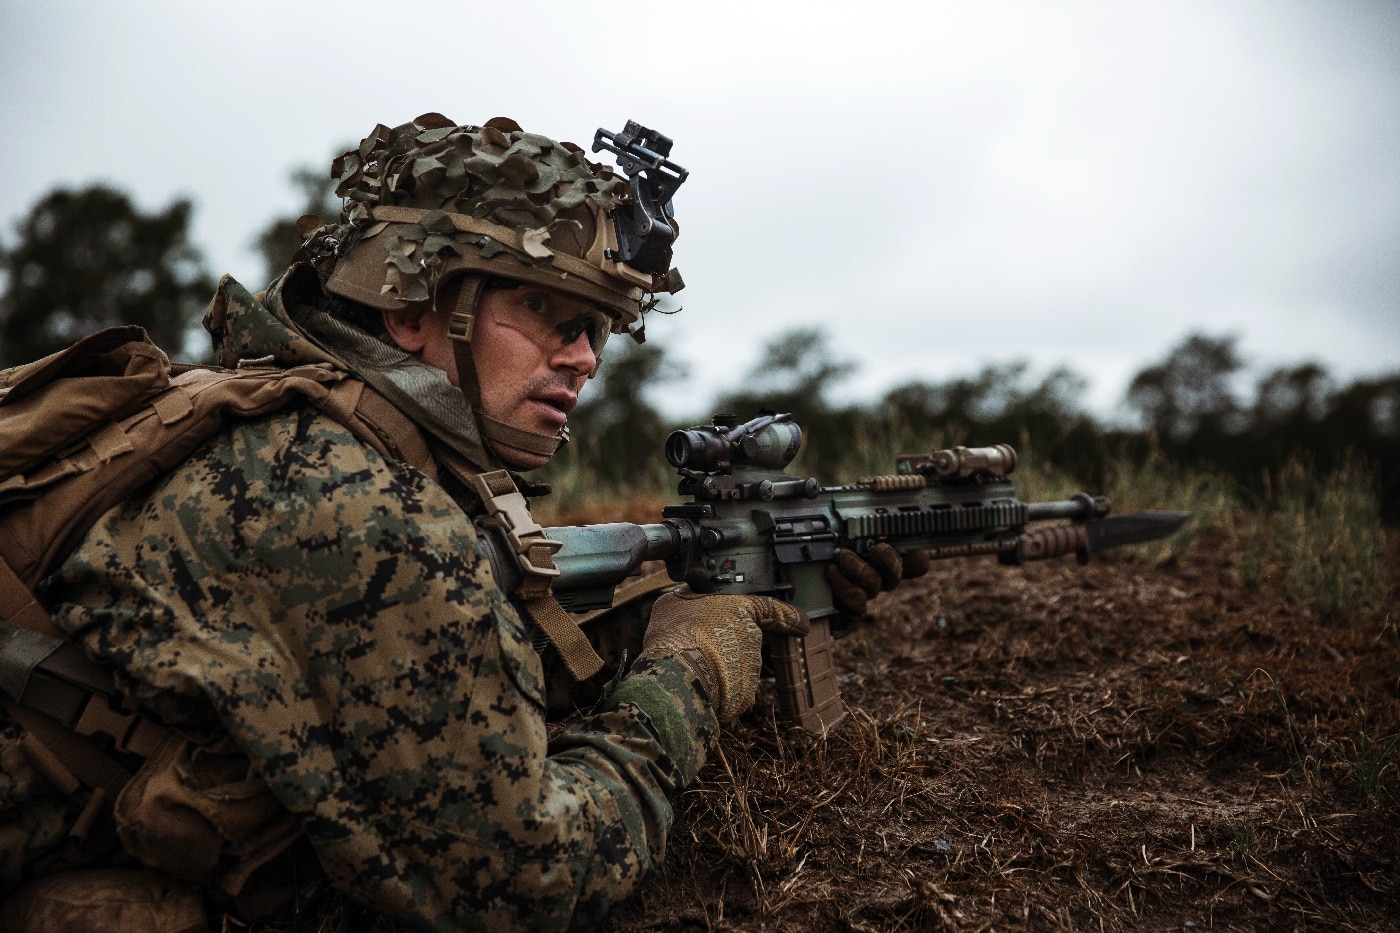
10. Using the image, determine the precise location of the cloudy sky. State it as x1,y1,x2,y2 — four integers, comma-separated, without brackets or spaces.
2,0,1396,423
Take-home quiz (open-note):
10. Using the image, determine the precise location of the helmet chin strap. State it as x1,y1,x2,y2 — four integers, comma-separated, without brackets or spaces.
446,276,566,460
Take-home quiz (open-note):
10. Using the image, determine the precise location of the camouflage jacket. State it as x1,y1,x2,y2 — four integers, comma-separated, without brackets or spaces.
3,269,718,931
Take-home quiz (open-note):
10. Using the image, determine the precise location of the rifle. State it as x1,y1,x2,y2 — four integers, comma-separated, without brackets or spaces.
481,412,1188,733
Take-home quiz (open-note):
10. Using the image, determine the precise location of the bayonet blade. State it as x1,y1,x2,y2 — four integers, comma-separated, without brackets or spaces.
1086,510,1190,553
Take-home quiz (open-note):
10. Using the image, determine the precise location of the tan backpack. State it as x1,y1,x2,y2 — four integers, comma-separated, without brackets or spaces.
0,325,434,909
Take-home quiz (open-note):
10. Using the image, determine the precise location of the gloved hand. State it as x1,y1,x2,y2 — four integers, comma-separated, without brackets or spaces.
640,591,809,721
824,543,931,620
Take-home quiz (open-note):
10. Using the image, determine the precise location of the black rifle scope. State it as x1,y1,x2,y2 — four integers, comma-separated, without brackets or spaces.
666,413,803,473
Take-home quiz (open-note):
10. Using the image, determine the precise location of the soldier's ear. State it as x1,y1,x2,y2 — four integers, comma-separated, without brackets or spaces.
381,303,434,353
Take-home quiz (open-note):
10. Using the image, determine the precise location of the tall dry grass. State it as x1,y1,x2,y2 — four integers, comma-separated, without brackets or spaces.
1098,444,1236,565
1235,454,1389,621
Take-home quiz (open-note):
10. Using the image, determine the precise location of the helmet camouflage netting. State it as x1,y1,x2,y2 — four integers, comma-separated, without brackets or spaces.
313,113,678,330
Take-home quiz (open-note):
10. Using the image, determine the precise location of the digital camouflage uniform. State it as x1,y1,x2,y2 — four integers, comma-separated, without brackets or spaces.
0,266,718,931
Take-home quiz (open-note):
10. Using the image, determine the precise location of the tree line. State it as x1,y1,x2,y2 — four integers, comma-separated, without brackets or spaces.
3,181,1396,520
565,329,1400,521
0,175,337,366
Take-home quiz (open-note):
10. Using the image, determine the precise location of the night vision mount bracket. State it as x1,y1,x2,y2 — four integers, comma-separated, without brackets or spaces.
593,121,688,277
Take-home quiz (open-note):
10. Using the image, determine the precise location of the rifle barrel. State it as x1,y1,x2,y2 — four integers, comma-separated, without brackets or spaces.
1025,495,1110,522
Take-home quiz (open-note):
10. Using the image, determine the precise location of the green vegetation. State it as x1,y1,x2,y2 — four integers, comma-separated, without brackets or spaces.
0,185,214,365
1228,814,1257,862
1229,455,1388,620
1342,710,1400,807
1282,456,1386,618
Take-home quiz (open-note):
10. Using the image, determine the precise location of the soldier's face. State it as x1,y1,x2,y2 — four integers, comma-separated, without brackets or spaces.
382,283,600,470
470,284,600,469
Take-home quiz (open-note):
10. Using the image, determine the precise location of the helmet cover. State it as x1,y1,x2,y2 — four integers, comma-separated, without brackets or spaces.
315,114,681,333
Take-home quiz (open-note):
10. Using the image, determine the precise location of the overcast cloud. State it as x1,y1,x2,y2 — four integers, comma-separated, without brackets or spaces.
2,0,1396,422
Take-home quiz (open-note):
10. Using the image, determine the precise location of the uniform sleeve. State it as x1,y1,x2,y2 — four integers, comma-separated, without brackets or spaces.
44,408,718,932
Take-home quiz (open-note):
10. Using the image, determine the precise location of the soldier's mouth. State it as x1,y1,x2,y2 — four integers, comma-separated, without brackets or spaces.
528,393,575,427
533,392,575,415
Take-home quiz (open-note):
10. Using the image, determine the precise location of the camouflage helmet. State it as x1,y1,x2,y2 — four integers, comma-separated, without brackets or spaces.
305,113,685,464
316,113,682,336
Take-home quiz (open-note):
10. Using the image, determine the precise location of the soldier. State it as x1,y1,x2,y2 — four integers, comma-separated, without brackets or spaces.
0,114,908,931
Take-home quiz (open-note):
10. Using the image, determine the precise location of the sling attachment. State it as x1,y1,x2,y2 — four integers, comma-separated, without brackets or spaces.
470,470,604,681
0,548,171,765
0,621,115,727
4,699,138,843
0,612,103,811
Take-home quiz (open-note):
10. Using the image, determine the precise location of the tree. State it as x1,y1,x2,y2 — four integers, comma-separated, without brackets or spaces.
881,362,1100,478
250,166,341,289
883,363,1087,435
1317,374,1400,520
715,328,856,423
0,185,214,366
1253,362,1334,428
1126,333,1245,445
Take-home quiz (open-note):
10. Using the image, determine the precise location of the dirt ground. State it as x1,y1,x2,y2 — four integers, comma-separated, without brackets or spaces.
605,529,1400,932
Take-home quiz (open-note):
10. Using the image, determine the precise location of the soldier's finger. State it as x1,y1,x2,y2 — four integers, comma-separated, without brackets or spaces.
832,549,882,598
865,542,904,590
744,597,809,636
901,548,931,580
825,563,870,617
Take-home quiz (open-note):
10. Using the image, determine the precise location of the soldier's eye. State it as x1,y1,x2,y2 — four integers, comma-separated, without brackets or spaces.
522,294,549,315
556,315,598,346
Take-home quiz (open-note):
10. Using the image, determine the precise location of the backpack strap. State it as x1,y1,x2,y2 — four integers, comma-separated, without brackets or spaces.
0,613,175,839
0,363,353,589
4,699,135,840
0,331,524,914
0,357,359,850
313,378,440,484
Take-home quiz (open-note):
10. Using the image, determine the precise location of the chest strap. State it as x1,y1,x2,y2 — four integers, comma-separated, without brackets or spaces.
314,377,441,485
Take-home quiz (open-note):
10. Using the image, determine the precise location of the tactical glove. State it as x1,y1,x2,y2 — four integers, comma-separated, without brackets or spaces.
640,591,809,721
825,543,931,620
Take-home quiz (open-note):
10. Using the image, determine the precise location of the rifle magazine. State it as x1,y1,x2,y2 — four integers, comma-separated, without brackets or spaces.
770,619,845,735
